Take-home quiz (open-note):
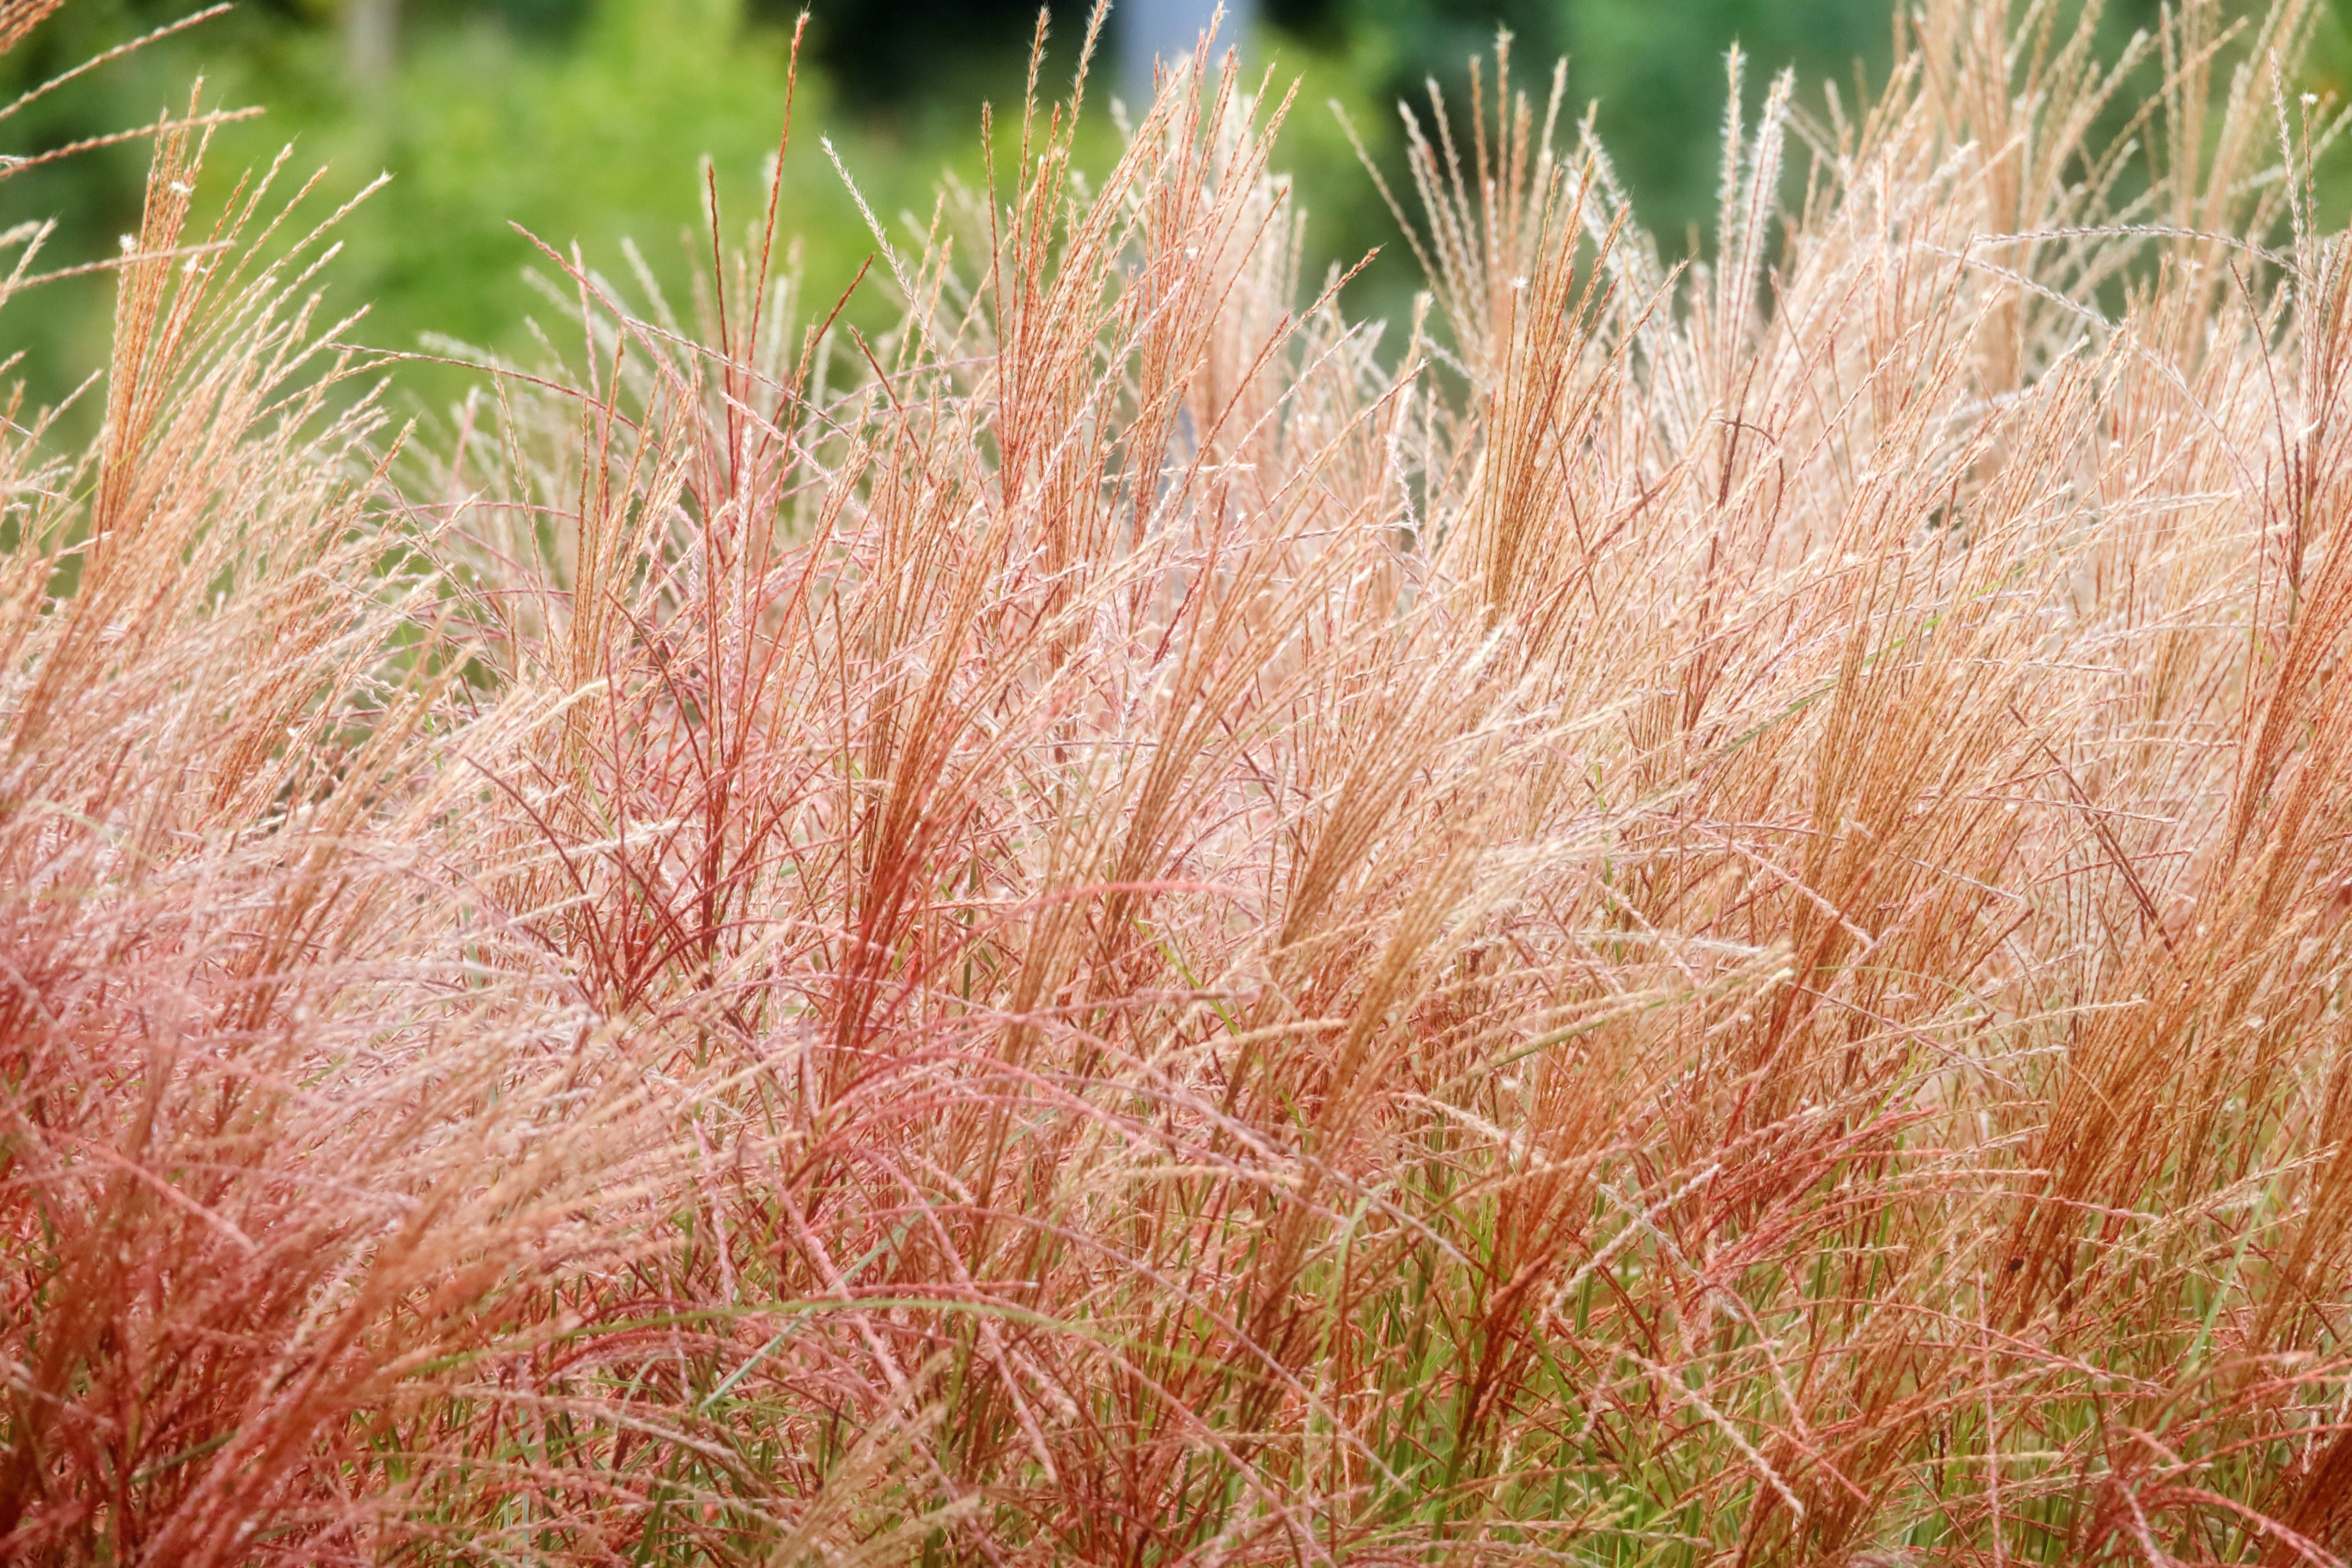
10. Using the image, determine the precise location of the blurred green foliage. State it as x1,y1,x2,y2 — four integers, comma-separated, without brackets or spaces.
4,0,945,420
3,0,2342,425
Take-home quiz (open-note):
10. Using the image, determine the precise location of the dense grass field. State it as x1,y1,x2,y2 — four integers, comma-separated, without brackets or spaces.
11,0,2352,1560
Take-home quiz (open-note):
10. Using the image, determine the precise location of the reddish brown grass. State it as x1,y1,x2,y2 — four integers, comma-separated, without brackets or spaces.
11,0,2352,1562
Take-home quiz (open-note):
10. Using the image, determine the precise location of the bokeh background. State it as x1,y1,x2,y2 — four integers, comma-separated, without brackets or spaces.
9,0,2351,420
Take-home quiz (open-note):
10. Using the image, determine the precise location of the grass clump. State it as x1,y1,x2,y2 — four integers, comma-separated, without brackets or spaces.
10,0,2352,1561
